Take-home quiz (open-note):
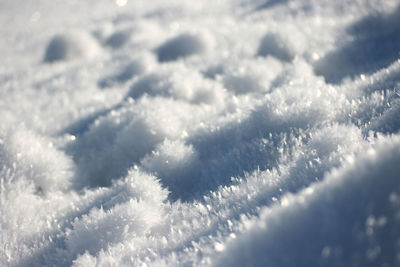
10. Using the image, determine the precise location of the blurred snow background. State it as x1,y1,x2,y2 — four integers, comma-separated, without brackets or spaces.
1,0,400,266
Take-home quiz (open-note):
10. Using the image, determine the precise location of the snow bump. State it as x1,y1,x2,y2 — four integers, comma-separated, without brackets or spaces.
156,33,207,62
105,30,132,49
257,33,295,62
44,31,102,62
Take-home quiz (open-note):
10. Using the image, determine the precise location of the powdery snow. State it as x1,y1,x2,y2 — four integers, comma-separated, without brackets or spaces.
1,0,400,266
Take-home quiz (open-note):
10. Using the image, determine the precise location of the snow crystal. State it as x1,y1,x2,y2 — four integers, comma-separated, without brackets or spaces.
222,58,282,94
214,135,400,267
141,139,201,200
65,169,167,259
0,127,74,193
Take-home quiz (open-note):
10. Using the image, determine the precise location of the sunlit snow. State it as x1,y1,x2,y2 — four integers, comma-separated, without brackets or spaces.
1,0,400,266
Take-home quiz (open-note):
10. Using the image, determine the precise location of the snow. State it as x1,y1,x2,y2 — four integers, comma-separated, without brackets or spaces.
44,31,102,62
156,32,212,62
105,30,132,49
257,33,295,62
215,134,400,267
1,0,400,266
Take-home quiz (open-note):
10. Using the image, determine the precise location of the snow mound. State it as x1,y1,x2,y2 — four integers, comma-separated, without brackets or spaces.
0,127,74,193
66,170,167,257
257,33,295,62
222,58,283,94
156,33,207,62
141,139,201,200
105,30,132,49
314,7,400,84
44,31,102,62
127,65,225,104
99,55,155,88
215,135,400,267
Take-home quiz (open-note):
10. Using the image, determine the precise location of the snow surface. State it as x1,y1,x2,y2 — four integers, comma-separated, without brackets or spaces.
1,0,400,266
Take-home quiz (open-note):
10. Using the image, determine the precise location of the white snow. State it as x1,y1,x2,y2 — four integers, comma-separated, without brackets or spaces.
156,33,209,62
1,0,400,266
44,31,102,62
105,30,132,49
257,33,295,62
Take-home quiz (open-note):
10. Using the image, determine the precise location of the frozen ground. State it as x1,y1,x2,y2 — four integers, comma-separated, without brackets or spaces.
1,0,400,266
